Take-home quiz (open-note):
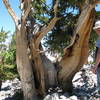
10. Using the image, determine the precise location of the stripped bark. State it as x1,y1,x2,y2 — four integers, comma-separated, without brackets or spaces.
3,0,100,99
58,0,96,91
34,0,59,49
16,26,37,100
3,0,37,100
3,0,19,26
28,0,59,95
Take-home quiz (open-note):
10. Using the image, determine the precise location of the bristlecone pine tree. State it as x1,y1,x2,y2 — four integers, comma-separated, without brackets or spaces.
3,0,100,100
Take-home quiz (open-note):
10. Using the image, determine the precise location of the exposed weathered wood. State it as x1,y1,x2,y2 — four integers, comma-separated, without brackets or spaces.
3,0,38,99
29,35,57,95
22,3,32,22
35,17,59,48
30,45,46,95
27,0,59,95
3,0,19,26
4,0,98,98
40,54,57,90
16,26,37,100
35,0,59,49
58,1,95,91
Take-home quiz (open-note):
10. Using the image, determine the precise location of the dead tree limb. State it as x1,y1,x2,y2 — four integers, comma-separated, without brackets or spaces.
3,0,19,26
35,0,60,49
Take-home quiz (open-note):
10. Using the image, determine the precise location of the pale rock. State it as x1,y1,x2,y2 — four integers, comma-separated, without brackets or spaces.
69,95,79,100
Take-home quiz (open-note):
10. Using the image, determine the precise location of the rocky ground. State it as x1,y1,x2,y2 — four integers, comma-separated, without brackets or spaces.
0,78,22,100
0,64,100,100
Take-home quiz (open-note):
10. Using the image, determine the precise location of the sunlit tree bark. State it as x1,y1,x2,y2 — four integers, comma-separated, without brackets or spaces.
58,0,96,91
3,0,100,99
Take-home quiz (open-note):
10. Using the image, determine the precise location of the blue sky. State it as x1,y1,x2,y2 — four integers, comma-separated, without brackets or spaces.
0,0,100,34
0,0,20,34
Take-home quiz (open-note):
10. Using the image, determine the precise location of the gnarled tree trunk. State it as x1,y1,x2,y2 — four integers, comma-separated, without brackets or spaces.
3,0,100,100
3,0,37,100
58,1,95,91
16,25,37,100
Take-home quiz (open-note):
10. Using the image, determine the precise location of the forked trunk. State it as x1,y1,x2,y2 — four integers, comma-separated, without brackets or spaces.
58,2,95,91
29,40,57,95
3,0,99,99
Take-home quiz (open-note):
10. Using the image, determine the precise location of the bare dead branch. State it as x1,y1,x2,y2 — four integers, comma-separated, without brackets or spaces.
36,49,49,53
63,0,96,55
35,0,59,49
3,0,19,26
21,0,32,22
22,4,32,22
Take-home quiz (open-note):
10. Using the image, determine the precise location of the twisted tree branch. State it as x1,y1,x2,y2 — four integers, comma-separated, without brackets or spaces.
3,0,19,26
35,0,60,49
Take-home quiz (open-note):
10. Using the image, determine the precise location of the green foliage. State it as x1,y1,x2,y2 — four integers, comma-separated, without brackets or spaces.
0,30,18,81
95,11,100,21
0,28,8,43
41,0,81,55
32,0,49,23
31,0,98,57
0,64,18,80
96,11,100,17
31,1,78,55
0,28,8,52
